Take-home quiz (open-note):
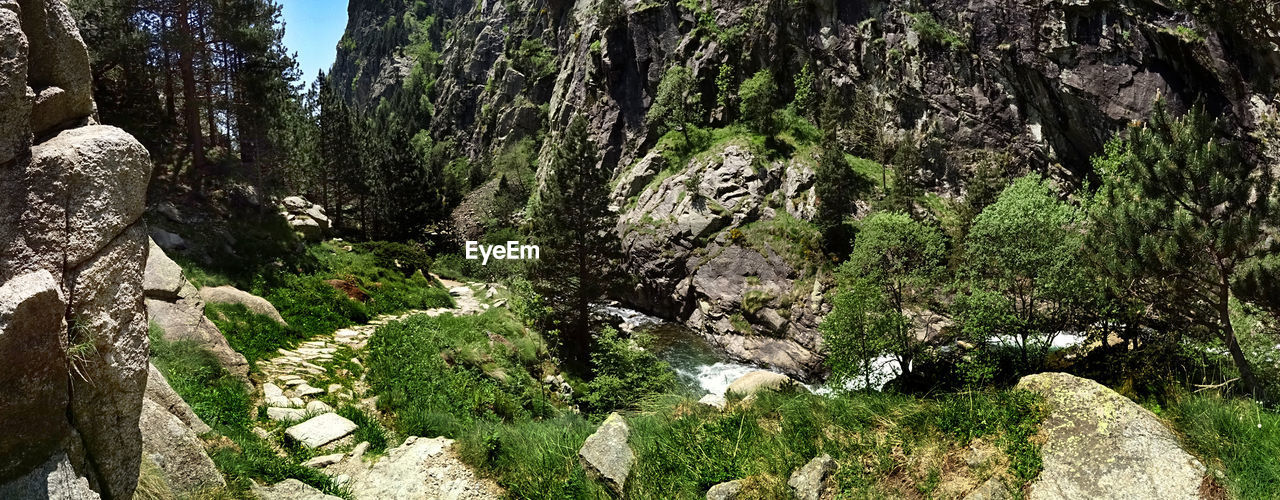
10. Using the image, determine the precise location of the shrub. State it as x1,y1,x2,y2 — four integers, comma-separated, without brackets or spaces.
579,328,678,414
206,303,307,367
738,70,778,135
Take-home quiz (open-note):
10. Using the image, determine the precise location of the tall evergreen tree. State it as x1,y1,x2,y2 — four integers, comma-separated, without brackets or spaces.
529,115,621,370
814,92,857,257
1090,101,1279,398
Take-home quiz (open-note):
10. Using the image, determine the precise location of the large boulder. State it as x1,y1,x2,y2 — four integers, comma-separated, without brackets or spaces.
0,453,99,499
139,398,225,495
144,238,188,300
578,412,634,495
147,298,249,380
20,0,94,135
200,285,288,326
726,370,796,397
1016,373,1206,499
281,196,330,241
345,436,503,499
0,270,70,480
64,223,150,499
0,0,29,166
144,363,210,435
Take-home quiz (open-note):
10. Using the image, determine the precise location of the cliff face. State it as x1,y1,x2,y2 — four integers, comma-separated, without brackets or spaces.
0,0,153,497
332,0,1280,378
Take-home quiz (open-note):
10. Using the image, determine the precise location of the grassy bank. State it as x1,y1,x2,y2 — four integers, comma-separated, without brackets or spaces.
1159,392,1280,498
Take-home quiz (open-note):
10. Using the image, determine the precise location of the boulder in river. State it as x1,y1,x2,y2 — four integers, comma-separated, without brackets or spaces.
726,370,796,397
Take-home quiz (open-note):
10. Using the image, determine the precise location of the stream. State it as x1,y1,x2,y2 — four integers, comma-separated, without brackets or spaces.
599,305,902,396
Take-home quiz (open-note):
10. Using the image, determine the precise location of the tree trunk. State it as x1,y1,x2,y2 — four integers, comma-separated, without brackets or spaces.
1219,291,1261,398
177,0,205,192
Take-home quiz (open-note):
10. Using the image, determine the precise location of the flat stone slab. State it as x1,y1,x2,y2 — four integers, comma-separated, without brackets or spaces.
267,407,306,422
286,413,357,448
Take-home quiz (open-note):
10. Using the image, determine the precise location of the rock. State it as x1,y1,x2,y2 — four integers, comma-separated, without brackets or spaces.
285,413,358,449
64,223,150,499
143,238,187,300
698,393,727,410
787,454,835,500
346,436,503,499
705,479,743,500
281,196,329,241
295,384,325,397
350,441,370,460
267,407,307,422
306,400,334,414
253,478,342,500
199,285,288,326
1016,372,1205,499
23,0,94,136
726,370,795,396
0,2,29,166
31,126,151,266
0,270,70,479
155,201,183,223
965,476,1013,500
150,228,187,251
0,453,99,500
139,398,225,495
145,363,211,434
578,413,634,494
147,298,250,380
301,453,344,469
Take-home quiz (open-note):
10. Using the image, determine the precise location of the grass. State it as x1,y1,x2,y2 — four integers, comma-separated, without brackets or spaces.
364,309,555,439
148,324,347,498
735,211,825,277
205,303,308,368
1162,392,1280,498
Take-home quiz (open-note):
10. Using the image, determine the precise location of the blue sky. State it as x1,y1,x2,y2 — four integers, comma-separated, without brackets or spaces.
279,0,349,83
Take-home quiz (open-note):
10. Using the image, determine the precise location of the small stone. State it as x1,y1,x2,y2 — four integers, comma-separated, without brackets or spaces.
285,413,358,449
284,379,308,387
965,476,1012,500
706,479,743,500
327,384,343,394
267,407,307,422
788,454,835,500
252,427,271,440
265,394,293,408
301,453,345,469
263,383,284,397
290,397,305,407
296,384,325,397
350,441,370,460
306,400,333,414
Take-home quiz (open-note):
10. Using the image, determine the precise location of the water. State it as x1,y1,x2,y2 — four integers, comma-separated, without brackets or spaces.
601,305,900,396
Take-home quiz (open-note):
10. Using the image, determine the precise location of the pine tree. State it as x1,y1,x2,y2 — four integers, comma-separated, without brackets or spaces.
1090,101,1279,398
529,115,621,370
814,93,856,257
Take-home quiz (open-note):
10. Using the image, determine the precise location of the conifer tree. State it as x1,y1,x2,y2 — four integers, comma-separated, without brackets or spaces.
814,92,857,257
529,115,622,370
1091,101,1279,398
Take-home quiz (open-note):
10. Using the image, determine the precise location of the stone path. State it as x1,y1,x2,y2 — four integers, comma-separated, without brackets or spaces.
252,281,505,499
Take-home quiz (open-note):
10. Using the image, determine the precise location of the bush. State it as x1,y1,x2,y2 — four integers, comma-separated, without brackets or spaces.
265,274,370,338
353,241,433,276
738,70,778,135
579,328,678,414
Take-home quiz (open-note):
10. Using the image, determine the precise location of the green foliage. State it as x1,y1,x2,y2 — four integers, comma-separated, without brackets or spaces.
579,328,678,414
736,211,825,277
956,175,1091,368
821,281,891,388
836,212,946,375
512,39,556,81
624,389,1044,497
1163,392,1280,498
149,325,344,496
738,70,778,135
263,274,371,337
206,303,306,368
352,241,433,276
908,12,967,51
528,116,621,369
336,405,389,455
1089,101,1280,398
455,416,605,498
715,62,735,112
792,63,817,119
365,310,554,438
647,65,702,141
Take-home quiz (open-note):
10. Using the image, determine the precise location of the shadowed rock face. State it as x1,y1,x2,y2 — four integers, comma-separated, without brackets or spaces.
0,1,153,498
1016,372,1206,500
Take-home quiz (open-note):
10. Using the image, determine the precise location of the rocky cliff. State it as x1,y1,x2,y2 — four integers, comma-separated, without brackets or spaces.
0,0,154,497
332,0,1280,378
